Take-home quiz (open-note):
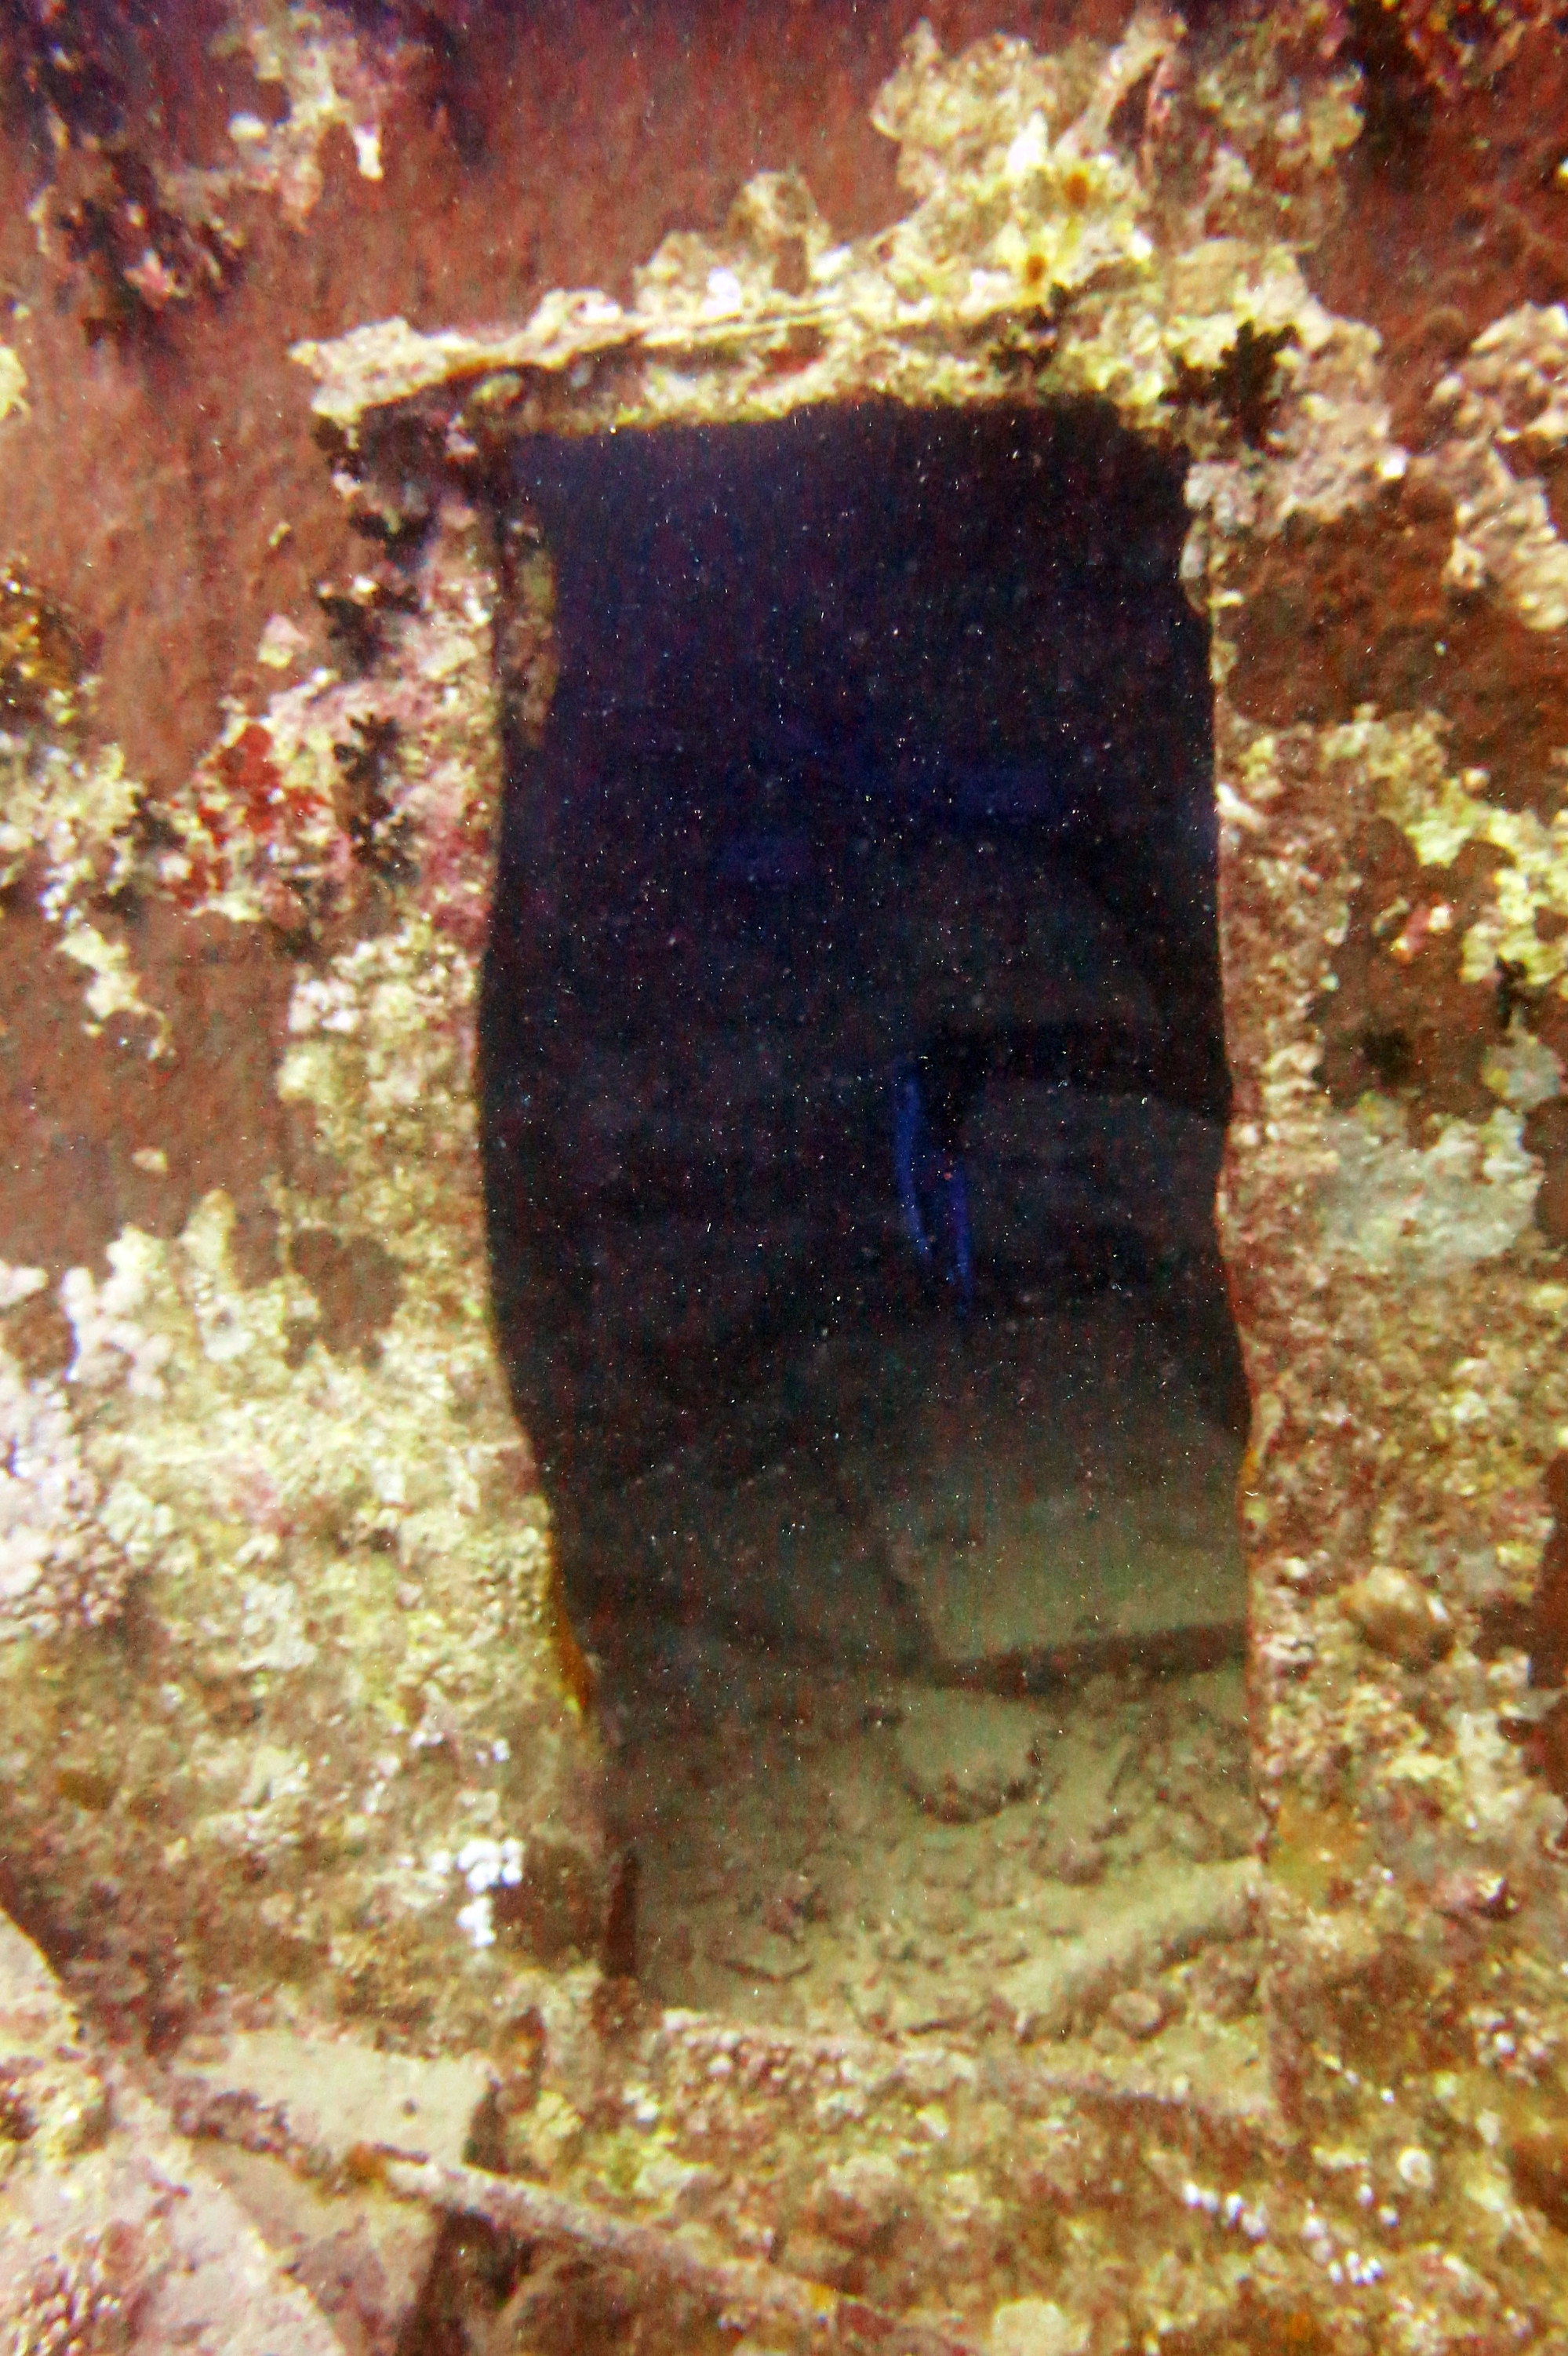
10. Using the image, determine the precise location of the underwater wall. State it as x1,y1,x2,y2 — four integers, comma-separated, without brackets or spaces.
5,1,1568,2347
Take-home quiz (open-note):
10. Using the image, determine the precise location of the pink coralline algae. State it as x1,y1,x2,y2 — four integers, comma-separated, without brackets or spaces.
0,1355,131,1644
142,507,500,951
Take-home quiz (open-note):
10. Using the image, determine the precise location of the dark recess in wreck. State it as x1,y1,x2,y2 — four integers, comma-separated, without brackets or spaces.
479,399,1246,1662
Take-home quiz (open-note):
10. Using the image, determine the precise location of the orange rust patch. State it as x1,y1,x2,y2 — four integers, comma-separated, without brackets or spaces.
544,1557,598,1724
0,567,87,722
1270,1792,1375,1911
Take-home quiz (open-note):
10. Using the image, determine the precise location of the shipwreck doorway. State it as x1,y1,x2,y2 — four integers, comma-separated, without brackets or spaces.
482,401,1259,2024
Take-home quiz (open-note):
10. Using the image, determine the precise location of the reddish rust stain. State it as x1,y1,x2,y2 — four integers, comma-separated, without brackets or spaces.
1309,20,1568,450
1508,2127,1568,2234
2,0,1563,825
1523,1452,1568,1691
1319,816,1509,1119
1523,1096,1568,1247
1228,482,1568,814
0,0,1133,799
289,1227,404,1363
0,891,296,1281
1519,1694,1568,1804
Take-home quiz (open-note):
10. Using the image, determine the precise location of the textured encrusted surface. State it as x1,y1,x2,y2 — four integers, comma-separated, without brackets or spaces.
0,1910,345,2352
296,9,1568,2340
0,497,604,2056
5,0,1568,2346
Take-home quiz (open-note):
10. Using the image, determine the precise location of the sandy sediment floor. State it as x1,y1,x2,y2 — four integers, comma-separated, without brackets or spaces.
598,1287,1260,2096
610,1651,1261,2081
580,1287,1247,1666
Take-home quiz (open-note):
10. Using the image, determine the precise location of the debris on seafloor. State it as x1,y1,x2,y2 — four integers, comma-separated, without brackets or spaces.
617,1645,1264,2056
0,1913,344,2354
143,1927,1290,2353
382,2154,989,2356
893,1689,1043,1823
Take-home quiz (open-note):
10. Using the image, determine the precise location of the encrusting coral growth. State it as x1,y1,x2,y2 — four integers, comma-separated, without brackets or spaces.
5,0,1568,2347
0,495,605,2054
1,0,401,339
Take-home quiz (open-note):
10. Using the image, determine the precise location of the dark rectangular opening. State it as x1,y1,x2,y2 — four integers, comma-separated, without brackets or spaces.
480,401,1257,2022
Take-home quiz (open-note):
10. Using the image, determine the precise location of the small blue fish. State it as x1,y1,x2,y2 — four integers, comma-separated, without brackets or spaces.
893,1058,973,1309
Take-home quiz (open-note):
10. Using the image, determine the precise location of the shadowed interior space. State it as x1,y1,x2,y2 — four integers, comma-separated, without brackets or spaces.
480,402,1260,2023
